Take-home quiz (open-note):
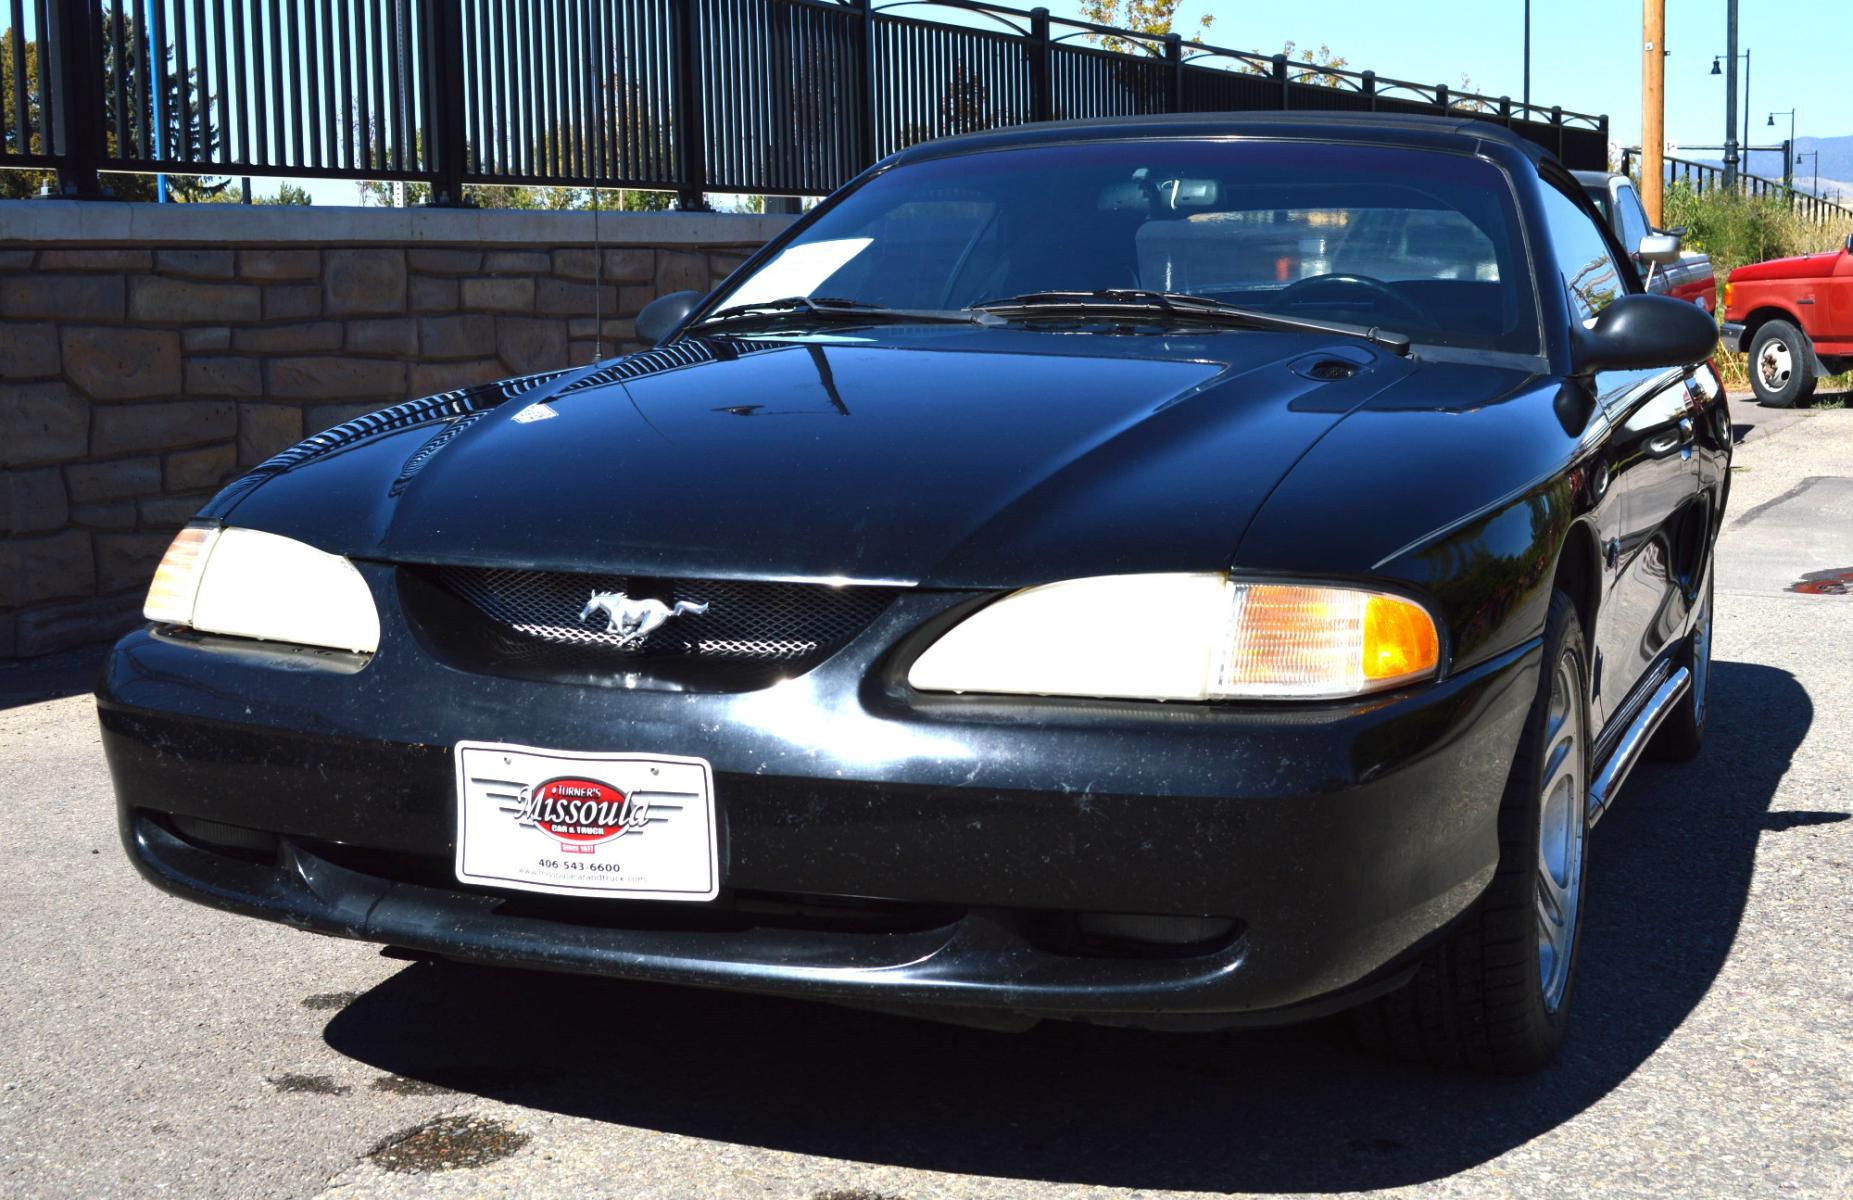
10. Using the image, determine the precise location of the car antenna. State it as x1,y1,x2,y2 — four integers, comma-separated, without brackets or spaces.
591,185,604,363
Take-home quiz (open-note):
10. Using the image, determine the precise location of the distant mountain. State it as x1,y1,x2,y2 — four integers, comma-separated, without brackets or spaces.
1686,133,1853,201
1803,179,1853,205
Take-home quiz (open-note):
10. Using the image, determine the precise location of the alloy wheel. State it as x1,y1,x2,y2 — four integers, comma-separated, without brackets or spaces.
1535,649,1587,1013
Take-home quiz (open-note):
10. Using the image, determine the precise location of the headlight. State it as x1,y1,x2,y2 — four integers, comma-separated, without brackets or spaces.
144,523,380,654
907,574,1439,701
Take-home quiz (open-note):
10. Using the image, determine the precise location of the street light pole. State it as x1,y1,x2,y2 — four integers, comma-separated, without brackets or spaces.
1723,0,1738,187
1523,0,1531,114
1743,50,1751,177
1797,150,1819,196
1768,109,1795,190
1714,47,1752,184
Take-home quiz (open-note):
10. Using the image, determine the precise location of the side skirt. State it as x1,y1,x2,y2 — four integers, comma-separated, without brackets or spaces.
1587,662,1691,827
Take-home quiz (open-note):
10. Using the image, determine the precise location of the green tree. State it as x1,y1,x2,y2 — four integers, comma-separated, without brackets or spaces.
1077,0,1214,55
1453,74,1491,114
351,73,680,210
0,29,52,198
1238,40,1351,88
257,181,313,205
355,175,672,211
895,62,993,148
1073,5,1351,93
1,9,225,201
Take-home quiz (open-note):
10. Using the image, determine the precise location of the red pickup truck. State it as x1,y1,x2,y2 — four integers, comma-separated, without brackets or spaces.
1722,232,1853,406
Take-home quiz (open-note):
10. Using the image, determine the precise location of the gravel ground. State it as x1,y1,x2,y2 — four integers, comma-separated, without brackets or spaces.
1,392,1849,1200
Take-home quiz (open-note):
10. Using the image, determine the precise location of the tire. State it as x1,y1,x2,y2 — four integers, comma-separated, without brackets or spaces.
1748,319,1818,408
1353,591,1590,1073
1650,567,1712,761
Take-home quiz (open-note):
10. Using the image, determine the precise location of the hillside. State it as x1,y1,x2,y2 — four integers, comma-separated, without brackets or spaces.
1692,133,1853,202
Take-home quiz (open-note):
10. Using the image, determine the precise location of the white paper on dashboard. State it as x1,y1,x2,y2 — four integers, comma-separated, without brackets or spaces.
722,238,873,308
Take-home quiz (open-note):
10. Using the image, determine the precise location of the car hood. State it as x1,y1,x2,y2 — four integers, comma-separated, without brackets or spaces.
220,328,1422,588
1729,248,1845,282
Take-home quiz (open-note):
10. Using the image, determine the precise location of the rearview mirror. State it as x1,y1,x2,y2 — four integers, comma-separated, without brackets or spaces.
1574,293,1719,374
1152,177,1220,209
1637,232,1683,265
636,290,704,345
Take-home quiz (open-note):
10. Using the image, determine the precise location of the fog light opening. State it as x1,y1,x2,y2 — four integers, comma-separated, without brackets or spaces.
168,814,282,862
1073,912,1240,953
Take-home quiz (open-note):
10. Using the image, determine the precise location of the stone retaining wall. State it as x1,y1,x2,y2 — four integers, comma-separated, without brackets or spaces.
0,202,795,658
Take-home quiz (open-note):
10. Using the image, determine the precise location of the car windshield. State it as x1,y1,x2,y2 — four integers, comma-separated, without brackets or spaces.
707,139,1539,353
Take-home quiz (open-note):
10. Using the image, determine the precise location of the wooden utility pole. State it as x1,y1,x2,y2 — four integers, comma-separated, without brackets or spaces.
1642,0,1666,226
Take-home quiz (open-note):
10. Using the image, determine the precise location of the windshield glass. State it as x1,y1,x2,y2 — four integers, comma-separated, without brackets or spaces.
709,140,1538,353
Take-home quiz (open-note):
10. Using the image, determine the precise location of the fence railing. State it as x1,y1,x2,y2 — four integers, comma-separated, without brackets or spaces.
1622,150,1853,226
6,0,1611,205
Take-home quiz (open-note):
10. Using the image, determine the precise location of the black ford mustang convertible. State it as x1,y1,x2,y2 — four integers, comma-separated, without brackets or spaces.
101,113,1726,1072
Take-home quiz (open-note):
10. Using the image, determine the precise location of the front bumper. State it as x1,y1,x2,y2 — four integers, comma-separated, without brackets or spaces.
1720,321,1748,353
99,567,1538,1027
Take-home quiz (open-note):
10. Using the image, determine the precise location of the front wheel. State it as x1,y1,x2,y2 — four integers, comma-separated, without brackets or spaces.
1354,591,1590,1073
1748,319,1818,408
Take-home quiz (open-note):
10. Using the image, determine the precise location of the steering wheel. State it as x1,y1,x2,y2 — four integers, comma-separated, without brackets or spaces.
1269,273,1434,327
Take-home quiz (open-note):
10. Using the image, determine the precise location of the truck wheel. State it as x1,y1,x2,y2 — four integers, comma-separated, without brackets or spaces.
1353,591,1589,1073
1748,319,1818,408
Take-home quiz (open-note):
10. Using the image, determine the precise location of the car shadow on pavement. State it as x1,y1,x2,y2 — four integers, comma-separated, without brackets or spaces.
1725,387,1848,445
324,659,1811,1194
0,646,109,712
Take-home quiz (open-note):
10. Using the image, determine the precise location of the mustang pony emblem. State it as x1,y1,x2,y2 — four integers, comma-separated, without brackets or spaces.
579,591,709,647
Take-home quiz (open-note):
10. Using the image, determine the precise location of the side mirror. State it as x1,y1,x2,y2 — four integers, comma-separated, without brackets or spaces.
636,290,704,346
1845,231,1853,254
1574,293,1719,374
1636,232,1683,265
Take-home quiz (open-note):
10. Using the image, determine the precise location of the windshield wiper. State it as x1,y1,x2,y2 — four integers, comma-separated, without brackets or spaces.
973,289,1412,355
695,295,999,331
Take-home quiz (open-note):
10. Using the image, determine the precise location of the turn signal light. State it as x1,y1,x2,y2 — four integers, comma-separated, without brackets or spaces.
143,524,220,625
1216,584,1441,698
1362,592,1442,682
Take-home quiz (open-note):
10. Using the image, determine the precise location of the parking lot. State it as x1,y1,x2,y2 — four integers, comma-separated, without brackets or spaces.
1,391,1849,1200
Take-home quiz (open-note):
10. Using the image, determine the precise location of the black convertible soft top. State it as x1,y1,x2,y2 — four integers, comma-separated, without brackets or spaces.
890,111,1558,172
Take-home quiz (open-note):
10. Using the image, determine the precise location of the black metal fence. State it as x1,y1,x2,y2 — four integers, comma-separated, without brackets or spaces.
6,0,1610,205
1620,149,1853,226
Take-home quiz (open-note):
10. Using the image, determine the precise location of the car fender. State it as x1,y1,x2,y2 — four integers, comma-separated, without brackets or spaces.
1232,368,1589,678
1737,303,1832,376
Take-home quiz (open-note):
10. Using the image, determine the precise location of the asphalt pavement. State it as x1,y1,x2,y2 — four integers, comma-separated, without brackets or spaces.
1,390,1849,1200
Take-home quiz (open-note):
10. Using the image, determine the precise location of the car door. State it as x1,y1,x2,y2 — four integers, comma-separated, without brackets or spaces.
1537,182,1700,732
1603,375,1703,710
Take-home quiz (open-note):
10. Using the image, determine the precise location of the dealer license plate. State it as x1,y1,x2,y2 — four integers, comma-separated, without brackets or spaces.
453,741,718,901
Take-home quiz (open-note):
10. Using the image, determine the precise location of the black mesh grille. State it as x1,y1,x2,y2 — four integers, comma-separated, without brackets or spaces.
434,567,898,667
